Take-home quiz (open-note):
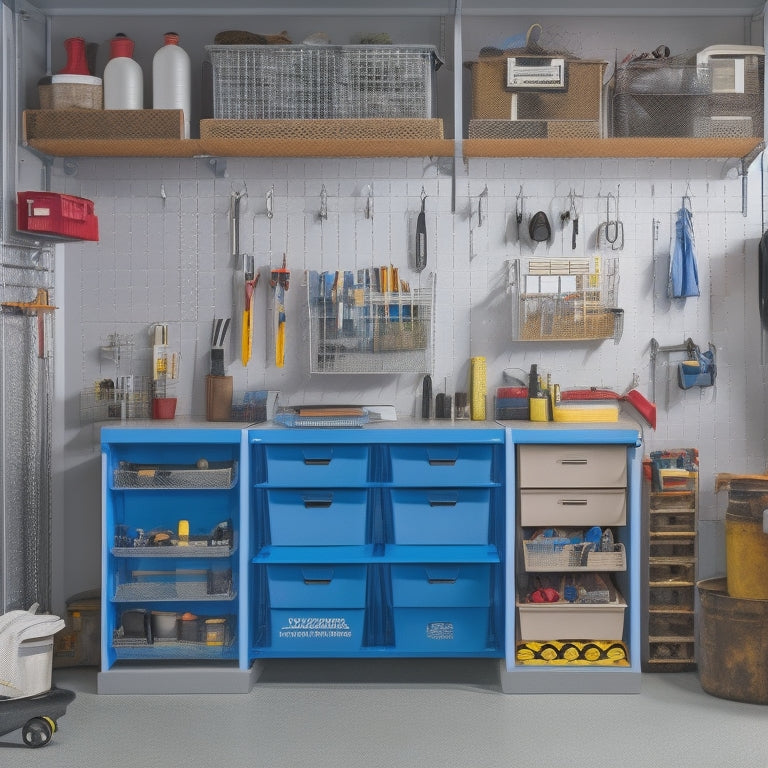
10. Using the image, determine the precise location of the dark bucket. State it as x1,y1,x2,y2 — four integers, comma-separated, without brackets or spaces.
698,577,768,704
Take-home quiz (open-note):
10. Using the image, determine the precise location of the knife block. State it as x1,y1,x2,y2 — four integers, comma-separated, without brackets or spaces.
206,375,233,421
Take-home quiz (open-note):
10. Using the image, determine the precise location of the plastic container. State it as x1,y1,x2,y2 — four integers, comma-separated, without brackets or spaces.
103,34,143,110
724,478,768,599
16,639,54,697
266,564,367,652
390,488,491,544
152,396,177,419
153,32,191,138
390,563,492,652
389,444,493,485
266,488,368,545
264,444,370,486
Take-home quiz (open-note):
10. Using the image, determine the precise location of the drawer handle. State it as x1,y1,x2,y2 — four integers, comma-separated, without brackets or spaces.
303,458,331,466
428,499,458,507
427,578,457,585
428,459,457,467
303,499,332,508
560,499,589,506
559,458,589,465
303,578,332,585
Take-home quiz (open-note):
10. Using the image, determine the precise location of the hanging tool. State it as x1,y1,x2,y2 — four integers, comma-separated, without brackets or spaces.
241,255,259,367
515,186,524,242
415,188,427,272
270,254,290,368
597,190,623,250
2,288,57,358
569,189,579,250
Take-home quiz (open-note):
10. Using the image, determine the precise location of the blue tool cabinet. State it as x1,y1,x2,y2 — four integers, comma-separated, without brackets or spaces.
98,421,641,694
248,426,506,660
98,427,253,694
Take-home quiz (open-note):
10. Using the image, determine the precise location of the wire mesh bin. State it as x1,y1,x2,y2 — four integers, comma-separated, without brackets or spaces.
307,269,434,374
80,376,152,423
613,51,764,138
206,44,441,120
508,257,622,343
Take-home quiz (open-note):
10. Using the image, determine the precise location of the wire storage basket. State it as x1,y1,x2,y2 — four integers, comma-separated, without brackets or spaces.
206,44,441,120
307,269,434,374
613,51,763,138
508,257,622,343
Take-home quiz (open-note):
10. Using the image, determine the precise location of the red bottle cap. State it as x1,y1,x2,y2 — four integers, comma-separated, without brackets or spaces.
109,34,135,60
163,32,180,46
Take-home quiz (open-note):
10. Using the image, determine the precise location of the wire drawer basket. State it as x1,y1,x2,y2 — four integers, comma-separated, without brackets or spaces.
206,44,441,120
523,539,627,571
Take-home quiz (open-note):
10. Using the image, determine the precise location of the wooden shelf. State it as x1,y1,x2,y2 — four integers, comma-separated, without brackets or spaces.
462,137,764,159
25,137,455,159
25,136,762,160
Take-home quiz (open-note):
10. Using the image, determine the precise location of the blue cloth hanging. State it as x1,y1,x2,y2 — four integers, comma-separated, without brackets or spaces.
669,206,700,298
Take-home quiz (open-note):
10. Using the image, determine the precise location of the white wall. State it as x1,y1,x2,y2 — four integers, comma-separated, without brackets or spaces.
27,10,767,608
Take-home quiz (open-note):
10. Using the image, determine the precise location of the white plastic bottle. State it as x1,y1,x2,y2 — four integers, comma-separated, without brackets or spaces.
103,34,143,110
153,32,191,138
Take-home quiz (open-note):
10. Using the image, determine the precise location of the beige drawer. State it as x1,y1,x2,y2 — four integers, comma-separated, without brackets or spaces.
518,444,627,488
519,488,627,527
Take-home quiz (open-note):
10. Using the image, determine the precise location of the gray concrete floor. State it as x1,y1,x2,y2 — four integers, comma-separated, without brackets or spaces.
2,662,765,767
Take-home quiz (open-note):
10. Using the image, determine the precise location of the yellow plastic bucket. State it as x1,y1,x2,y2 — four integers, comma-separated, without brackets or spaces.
725,479,768,600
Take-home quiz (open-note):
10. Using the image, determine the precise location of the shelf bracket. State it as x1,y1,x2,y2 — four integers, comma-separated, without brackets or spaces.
207,157,228,178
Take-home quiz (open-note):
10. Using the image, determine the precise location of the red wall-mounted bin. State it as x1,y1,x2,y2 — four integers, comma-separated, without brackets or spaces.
17,191,99,241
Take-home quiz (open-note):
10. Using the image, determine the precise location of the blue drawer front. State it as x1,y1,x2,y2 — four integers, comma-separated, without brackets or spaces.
391,488,491,544
267,489,368,545
393,607,490,652
264,444,370,485
267,564,367,608
270,609,365,651
389,444,493,485
390,564,491,607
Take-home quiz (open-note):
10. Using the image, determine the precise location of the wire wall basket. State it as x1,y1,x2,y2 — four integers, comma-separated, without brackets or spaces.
80,376,153,424
509,257,622,343
307,269,435,374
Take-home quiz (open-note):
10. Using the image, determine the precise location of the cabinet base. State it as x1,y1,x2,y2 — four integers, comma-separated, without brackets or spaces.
97,662,262,694
499,660,641,694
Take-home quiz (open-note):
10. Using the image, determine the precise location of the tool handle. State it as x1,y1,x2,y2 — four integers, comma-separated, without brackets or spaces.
415,212,427,272
572,218,578,250
421,375,432,419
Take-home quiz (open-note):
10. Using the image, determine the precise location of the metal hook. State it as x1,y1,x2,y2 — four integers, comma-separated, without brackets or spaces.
478,185,488,227
363,184,374,220
266,185,274,219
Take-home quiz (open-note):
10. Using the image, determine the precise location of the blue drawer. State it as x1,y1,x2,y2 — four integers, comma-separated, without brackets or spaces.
390,563,491,608
267,564,367,608
267,489,368,545
269,609,365,652
264,444,370,486
390,488,490,544
393,607,490,652
267,564,367,652
389,444,493,485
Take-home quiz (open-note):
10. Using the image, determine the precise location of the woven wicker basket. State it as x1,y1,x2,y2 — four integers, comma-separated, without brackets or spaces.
23,109,185,141
200,118,444,141
38,82,102,110
469,118,600,139
468,57,606,127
